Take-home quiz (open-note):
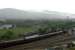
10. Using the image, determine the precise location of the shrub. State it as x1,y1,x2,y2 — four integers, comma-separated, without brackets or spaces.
1,30,14,40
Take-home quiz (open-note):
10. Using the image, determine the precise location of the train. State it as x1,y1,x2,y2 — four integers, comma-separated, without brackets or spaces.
24,31,64,40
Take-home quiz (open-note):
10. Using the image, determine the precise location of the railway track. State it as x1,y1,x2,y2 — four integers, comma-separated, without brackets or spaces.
0,31,73,50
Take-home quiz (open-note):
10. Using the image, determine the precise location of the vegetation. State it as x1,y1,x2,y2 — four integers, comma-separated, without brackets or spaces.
0,27,34,41
0,30,14,40
0,19,75,41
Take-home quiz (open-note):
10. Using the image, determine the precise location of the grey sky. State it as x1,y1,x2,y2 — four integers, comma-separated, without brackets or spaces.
0,0,74,14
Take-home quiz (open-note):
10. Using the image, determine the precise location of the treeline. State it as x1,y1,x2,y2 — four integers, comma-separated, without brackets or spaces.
0,19,75,29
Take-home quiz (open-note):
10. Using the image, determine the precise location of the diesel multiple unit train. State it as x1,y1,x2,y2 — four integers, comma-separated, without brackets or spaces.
24,31,65,40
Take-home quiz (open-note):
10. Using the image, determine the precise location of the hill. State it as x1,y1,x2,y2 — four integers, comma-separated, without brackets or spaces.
0,8,72,20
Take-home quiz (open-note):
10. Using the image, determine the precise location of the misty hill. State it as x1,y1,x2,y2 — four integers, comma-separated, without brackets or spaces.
0,8,73,20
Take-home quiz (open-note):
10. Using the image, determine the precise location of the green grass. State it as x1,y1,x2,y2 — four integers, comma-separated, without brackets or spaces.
0,27,34,40
68,47,75,50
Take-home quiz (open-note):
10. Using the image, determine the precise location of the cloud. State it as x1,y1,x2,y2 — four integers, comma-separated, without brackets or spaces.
0,0,75,14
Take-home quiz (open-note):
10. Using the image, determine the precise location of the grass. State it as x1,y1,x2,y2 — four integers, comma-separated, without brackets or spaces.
67,47,75,50
0,27,34,40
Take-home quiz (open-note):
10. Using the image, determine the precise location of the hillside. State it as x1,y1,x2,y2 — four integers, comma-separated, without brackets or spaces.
0,8,72,20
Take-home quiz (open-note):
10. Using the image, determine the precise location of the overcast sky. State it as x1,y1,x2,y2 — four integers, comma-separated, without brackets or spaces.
0,0,75,14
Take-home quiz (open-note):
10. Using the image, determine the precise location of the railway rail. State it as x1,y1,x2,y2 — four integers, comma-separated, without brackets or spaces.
0,31,73,49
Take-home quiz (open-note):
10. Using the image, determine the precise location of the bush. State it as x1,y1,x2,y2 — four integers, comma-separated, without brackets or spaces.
1,30,14,40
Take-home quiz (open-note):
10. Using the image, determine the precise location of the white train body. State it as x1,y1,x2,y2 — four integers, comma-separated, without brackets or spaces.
25,35,39,39
24,31,63,39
